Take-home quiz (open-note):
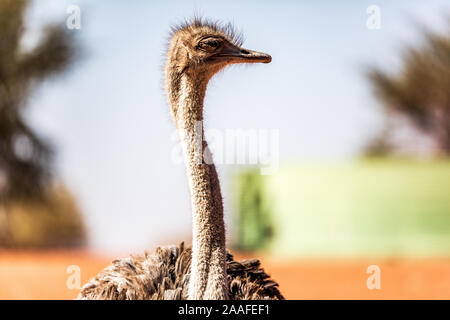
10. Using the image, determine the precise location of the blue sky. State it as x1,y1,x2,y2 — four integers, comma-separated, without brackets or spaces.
23,0,450,252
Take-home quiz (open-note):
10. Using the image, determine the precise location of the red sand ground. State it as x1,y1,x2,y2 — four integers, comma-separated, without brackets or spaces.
0,251,449,299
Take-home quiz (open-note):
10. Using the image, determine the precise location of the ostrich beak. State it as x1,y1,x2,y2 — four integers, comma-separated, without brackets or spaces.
215,43,272,64
234,48,272,63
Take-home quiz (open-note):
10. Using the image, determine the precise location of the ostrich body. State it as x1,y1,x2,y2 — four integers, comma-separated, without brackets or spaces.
78,19,283,300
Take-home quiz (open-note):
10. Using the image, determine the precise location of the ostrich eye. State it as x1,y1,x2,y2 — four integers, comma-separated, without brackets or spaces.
199,39,221,51
206,40,218,47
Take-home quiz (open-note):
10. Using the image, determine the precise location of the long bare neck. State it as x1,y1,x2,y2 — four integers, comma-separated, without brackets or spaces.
168,72,228,300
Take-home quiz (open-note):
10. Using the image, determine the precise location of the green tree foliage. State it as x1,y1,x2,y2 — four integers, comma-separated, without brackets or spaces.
0,0,77,201
367,19,450,155
233,172,274,251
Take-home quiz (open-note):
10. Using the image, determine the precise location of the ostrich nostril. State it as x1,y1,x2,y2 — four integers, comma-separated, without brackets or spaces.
240,49,250,55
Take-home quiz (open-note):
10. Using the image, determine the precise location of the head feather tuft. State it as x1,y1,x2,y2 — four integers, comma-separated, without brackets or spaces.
170,16,244,47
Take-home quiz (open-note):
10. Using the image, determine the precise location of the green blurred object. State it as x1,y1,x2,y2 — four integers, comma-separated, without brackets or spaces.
232,172,274,251
232,160,450,257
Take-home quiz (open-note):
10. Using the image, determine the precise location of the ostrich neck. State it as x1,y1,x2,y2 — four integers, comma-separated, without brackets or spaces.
171,75,228,300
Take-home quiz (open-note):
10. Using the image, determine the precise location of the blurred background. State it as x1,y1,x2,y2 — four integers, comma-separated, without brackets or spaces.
0,0,449,299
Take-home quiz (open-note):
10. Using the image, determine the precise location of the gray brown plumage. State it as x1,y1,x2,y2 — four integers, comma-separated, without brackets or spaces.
78,242,283,300
77,18,283,300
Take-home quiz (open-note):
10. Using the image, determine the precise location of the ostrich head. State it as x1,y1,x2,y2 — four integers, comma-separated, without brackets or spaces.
165,18,271,122
166,19,271,77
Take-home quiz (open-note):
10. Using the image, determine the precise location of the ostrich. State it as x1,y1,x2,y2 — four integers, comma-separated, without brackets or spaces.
78,18,283,300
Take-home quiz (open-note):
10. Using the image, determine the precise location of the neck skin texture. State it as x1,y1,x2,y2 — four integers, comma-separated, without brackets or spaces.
168,71,228,300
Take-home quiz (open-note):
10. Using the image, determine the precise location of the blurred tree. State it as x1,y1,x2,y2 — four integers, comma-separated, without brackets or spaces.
0,1,86,248
366,19,450,156
0,185,86,248
233,171,274,252
0,0,77,201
